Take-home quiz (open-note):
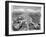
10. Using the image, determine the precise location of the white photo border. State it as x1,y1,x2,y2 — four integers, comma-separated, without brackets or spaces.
5,1,45,36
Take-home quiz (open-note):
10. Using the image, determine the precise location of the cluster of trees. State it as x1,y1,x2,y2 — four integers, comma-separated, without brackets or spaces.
12,12,41,31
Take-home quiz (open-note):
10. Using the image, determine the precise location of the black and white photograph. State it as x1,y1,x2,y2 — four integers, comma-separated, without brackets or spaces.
5,1,45,36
